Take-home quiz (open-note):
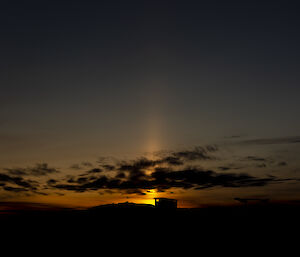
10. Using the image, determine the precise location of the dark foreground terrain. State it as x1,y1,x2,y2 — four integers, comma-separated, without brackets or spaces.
1,203,299,251
1,203,299,232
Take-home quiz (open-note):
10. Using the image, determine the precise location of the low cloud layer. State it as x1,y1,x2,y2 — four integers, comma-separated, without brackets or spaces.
50,166,291,196
0,145,298,198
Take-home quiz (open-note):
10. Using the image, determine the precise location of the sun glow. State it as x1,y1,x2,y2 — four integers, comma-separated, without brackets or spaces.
146,189,156,195
129,189,158,206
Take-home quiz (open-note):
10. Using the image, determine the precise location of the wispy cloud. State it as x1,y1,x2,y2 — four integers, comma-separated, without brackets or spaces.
0,173,38,193
240,136,300,145
4,163,59,177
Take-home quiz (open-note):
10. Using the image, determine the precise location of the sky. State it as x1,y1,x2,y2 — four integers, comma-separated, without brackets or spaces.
0,0,300,209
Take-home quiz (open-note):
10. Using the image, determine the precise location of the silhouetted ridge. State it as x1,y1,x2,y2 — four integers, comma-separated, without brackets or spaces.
89,201,155,210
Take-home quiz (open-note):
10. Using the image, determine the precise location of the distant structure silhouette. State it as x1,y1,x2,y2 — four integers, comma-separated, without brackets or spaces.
89,201,154,210
234,198,270,205
154,198,177,209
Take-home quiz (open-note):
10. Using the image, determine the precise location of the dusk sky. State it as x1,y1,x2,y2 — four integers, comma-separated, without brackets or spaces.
1,1,300,209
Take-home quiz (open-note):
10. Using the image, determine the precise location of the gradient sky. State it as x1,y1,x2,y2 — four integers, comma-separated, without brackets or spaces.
1,1,300,208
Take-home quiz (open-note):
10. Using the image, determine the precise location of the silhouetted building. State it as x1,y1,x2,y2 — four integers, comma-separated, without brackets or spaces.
154,198,177,209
